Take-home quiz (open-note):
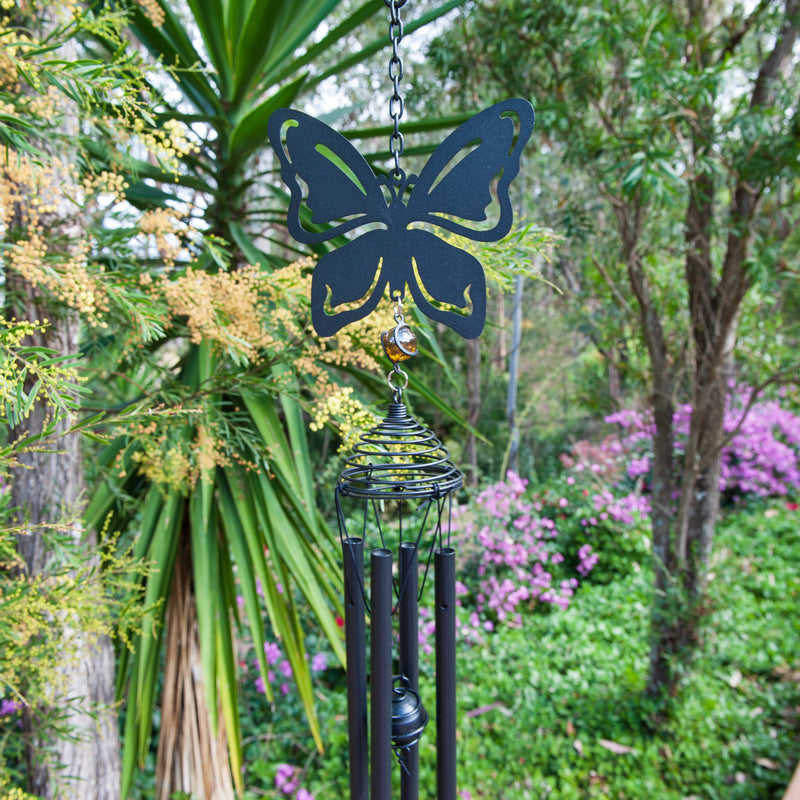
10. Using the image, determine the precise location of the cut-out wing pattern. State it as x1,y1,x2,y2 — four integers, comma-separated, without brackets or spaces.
268,99,534,339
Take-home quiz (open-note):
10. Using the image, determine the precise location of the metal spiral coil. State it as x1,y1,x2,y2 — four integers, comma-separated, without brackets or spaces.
337,403,462,500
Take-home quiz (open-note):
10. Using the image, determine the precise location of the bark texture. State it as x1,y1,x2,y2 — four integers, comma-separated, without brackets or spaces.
464,337,482,486
6,5,121,796
9,289,121,800
155,528,234,800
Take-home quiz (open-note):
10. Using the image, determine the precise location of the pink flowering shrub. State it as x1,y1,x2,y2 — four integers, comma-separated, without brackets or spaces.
249,637,329,699
718,388,800,497
274,763,316,799
603,385,800,499
528,465,651,585
451,472,598,643
547,384,800,583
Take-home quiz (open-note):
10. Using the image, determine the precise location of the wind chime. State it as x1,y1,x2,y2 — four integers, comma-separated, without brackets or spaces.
268,1,533,797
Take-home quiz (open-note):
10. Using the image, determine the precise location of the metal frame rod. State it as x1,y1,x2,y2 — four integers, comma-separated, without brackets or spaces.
399,541,420,800
343,537,368,800
371,548,394,800
435,547,457,800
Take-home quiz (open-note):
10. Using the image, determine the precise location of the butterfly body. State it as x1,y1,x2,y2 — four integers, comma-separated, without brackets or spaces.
268,99,534,338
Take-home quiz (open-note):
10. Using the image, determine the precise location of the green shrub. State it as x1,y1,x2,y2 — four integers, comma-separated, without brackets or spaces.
236,500,800,799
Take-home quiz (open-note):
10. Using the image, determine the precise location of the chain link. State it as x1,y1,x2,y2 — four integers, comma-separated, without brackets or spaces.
386,0,405,178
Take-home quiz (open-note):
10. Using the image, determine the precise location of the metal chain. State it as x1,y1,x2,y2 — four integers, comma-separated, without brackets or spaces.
386,0,406,178
385,0,407,370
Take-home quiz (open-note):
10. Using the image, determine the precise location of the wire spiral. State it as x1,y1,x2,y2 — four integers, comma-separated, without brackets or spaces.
338,403,463,500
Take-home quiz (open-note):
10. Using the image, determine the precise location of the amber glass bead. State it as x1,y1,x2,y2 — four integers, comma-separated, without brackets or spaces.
381,323,418,362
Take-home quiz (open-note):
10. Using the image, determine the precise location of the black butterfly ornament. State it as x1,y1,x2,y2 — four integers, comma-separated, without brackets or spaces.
267,99,534,339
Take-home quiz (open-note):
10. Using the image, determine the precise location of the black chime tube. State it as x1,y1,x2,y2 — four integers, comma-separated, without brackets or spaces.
435,547,457,800
342,537,368,800
399,541,420,800
371,548,393,800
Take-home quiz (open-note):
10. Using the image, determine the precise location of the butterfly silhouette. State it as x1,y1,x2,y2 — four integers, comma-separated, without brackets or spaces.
267,99,534,339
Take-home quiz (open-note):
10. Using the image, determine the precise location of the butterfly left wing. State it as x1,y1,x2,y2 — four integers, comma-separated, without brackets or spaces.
268,108,389,244
406,99,534,242
310,229,391,337
269,109,395,336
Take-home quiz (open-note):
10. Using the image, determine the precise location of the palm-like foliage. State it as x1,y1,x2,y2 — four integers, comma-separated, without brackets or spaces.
84,0,465,796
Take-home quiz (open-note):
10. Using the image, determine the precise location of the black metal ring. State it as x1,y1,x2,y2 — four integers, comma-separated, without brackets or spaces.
384,0,407,7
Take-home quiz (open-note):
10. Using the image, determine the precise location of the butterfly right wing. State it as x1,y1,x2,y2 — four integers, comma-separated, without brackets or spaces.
406,99,534,242
268,108,389,244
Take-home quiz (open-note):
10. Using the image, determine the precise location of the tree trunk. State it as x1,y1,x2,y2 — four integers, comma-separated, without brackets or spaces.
493,292,507,370
506,273,524,475
464,337,482,486
9,286,121,799
626,254,680,699
5,5,121,795
645,0,798,699
156,525,234,800
606,352,622,410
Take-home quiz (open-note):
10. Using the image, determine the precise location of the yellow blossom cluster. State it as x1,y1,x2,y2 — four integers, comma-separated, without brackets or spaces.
193,423,230,479
259,258,398,398
1,319,42,417
25,84,60,124
253,261,330,389
299,296,418,450
81,169,129,206
0,5,202,340
159,265,277,357
0,155,70,226
125,417,231,491
0,786,38,800
0,24,31,91
0,77,61,124
130,439,192,493
308,386,379,453
135,0,166,27
6,230,110,327
0,155,123,325
131,116,199,176
0,514,147,738
162,118,197,158
138,207,188,266
317,301,395,374
0,317,82,432
137,253,417,459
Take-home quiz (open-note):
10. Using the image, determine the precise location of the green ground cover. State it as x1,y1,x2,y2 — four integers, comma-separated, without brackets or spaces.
238,499,800,800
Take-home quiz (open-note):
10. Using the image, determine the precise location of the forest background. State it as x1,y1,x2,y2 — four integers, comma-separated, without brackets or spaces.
0,0,798,798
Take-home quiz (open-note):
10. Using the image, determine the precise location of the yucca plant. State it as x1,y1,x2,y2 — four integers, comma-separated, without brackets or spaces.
83,0,466,796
